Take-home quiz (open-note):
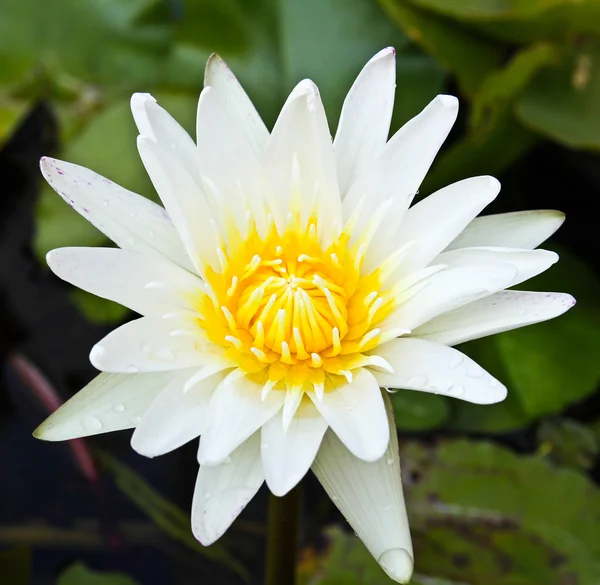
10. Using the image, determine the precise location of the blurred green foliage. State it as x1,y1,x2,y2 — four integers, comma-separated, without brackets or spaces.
57,563,141,585
2,0,600,581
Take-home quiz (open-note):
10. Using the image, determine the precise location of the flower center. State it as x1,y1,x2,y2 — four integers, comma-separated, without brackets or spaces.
237,251,348,356
194,216,396,391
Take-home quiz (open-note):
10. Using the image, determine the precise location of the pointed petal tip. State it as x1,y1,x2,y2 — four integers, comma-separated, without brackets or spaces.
378,548,414,583
289,79,320,110
32,422,46,441
39,155,51,173
204,52,228,86
371,46,396,62
31,416,69,442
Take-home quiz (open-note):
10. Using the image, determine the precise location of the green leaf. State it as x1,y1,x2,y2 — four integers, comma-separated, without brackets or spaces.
57,563,140,585
0,0,170,90
97,451,250,582
516,38,600,149
378,0,504,95
403,0,570,21
421,111,537,195
174,0,250,54
473,2,600,46
471,43,560,135
404,440,600,584
537,418,599,471
391,391,450,431
0,547,30,585
448,336,532,433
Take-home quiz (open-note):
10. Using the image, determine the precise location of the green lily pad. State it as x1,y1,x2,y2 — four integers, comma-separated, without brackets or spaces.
57,563,140,585
537,418,599,471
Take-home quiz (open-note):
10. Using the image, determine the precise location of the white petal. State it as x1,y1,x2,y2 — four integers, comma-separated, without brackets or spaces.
262,400,328,496
47,247,202,316
433,246,558,288
343,94,458,225
196,86,269,238
307,369,388,462
137,136,222,274
312,396,413,584
265,80,342,245
381,263,517,333
131,93,201,187
33,371,176,441
334,47,396,196
446,210,565,251
373,338,506,404
413,290,576,346
192,432,264,545
131,371,224,457
379,176,500,275
40,157,192,271
204,53,269,159
198,372,284,465
90,316,209,373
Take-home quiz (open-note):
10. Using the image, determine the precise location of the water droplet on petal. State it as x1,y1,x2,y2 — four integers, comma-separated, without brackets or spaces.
128,237,136,246
82,415,102,432
113,403,125,413
384,387,399,394
331,496,339,502
148,229,155,238
447,384,465,397
262,443,269,450
154,348,175,362
449,354,464,369
488,379,499,388
131,416,142,425
125,365,139,373
386,457,394,466
223,456,232,464
102,199,109,207
406,375,428,388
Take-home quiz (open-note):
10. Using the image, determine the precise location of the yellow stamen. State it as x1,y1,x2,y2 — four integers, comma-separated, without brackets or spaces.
195,212,402,399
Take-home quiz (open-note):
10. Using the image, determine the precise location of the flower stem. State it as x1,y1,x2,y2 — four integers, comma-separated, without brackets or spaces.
265,486,300,585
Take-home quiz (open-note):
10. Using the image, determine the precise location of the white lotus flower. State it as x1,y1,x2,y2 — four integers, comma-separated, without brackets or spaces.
34,48,574,583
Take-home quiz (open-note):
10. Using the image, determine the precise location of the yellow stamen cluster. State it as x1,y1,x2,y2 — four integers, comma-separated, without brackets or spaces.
196,215,395,396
